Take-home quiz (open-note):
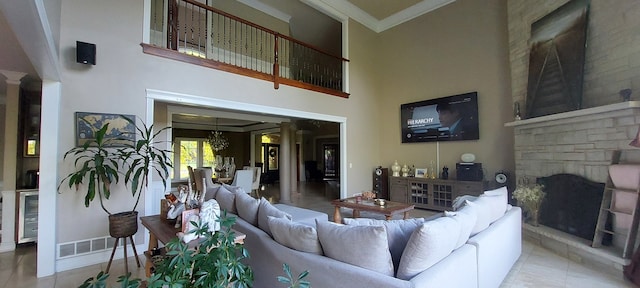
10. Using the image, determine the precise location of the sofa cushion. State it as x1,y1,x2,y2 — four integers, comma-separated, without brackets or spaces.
396,216,460,280
464,200,490,235
316,220,394,276
444,207,477,249
268,216,323,255
343,217,424,272
272,204,328,227
215,185,236,214
482,186,509,221
235,192,259,226
258,198,291,237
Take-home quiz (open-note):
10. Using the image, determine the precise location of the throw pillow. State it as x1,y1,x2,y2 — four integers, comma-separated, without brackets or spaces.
203,185,220,201
235,192,259,226
452,195,478,211
223,183,247,194
464,200,490,235
215,185,237,214
482,186,508,219
444,208,477,249
343,217,425,272
396,216,460,280
268,216,323,255
257,198,291,237
316,219,394,276
476,194,505,224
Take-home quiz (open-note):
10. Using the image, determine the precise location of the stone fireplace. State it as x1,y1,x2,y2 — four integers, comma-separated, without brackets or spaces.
507,100,640,273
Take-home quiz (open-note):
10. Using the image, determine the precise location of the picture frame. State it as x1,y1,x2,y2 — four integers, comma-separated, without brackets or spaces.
75,112,136,147
415,168,427,178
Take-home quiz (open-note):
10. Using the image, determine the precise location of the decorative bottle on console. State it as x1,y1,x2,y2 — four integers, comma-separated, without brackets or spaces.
441,166,449,180
391,161,401,177
401,164,409,177
429,160,436,179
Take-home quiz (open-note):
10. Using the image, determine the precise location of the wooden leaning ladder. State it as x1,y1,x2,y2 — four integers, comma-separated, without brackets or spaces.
592,150,640,258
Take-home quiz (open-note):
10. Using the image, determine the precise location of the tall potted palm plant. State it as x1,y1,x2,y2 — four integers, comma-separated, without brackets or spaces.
59,115,172,238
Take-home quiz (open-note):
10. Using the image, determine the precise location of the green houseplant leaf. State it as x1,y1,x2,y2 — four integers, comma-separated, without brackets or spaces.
58,115,172,215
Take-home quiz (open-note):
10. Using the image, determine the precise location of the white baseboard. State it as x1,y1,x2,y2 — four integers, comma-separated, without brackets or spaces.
0,241,16,253
56,243,146,272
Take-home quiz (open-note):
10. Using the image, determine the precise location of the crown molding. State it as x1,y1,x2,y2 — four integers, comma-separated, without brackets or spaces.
378,0,456,32
304,0,456,33
303,0,376,30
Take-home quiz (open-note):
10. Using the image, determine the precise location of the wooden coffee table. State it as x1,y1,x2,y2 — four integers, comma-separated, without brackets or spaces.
331,197,415,223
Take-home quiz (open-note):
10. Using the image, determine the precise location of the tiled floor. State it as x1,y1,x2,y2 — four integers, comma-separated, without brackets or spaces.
0,182,636,287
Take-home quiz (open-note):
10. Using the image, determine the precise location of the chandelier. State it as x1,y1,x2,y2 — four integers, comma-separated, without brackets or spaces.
207,119,229,152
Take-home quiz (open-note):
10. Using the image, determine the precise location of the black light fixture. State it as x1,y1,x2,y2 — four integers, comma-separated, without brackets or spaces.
76,41,96,65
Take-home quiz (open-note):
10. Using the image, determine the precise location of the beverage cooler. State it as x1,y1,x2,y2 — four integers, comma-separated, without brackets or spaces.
18,190,38,243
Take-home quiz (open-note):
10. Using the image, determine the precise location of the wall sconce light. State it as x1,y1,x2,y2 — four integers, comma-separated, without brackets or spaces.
76,41,96,65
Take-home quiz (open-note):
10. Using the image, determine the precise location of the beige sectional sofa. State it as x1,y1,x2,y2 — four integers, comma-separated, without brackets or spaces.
207,184,520,288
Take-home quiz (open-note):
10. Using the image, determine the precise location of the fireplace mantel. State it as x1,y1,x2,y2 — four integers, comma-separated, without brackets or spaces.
505,101,640,128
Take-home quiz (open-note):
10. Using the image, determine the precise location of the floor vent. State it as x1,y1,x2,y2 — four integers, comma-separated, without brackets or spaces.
57,236,118,258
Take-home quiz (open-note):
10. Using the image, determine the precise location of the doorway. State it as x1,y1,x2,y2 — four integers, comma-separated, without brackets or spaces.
146,89,347,203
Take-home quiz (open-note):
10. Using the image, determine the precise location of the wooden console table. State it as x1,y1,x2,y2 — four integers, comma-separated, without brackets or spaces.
140,215,245,276
389,177,483,211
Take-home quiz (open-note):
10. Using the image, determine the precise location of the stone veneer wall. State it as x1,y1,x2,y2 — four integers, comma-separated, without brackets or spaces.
507,0,640,110
510,102,640,184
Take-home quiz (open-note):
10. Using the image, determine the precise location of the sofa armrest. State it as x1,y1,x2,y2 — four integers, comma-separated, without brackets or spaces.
467,206,522,288
409,244,477,288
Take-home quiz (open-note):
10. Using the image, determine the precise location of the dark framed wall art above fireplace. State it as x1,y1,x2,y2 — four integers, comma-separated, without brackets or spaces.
525,0,589,119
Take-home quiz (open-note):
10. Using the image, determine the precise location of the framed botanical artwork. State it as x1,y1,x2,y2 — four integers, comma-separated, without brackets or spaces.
75,112,136,147
415,168,427,178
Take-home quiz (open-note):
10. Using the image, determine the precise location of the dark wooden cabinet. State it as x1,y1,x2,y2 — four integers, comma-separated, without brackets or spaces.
389,177,483,211
389,177,408,203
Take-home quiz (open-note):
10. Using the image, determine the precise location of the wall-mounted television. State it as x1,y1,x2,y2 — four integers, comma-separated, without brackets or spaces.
401,92,479,143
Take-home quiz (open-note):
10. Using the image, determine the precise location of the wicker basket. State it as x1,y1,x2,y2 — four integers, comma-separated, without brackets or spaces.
108,211,139,238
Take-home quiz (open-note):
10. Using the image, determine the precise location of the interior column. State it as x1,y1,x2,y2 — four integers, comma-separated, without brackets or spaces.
279,122,291,203
289,124,297,194
0,70,26,252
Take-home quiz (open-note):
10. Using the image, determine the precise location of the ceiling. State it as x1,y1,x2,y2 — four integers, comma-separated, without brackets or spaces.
0,0,454,129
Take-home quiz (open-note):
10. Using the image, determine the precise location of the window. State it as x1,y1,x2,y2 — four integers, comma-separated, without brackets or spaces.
172,138,215,180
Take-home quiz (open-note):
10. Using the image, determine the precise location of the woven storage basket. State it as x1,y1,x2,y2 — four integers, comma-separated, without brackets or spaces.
108,211,139,238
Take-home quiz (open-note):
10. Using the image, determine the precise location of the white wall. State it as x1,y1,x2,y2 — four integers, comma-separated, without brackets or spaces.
0,95,5,187
56,0,379,243
375,0,514,180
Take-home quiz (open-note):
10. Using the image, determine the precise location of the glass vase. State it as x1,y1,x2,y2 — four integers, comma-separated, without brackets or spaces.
228,157,236,178
214,155,223,178
529,209,539,227
223,157,230,178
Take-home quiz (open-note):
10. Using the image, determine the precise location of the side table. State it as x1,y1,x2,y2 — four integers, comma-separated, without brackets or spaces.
140,215,246,277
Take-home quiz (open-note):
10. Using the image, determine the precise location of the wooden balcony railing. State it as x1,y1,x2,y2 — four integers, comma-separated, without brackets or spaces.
143,0,349,98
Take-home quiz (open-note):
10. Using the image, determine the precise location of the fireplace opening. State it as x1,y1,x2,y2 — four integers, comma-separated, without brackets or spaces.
537,173,611,244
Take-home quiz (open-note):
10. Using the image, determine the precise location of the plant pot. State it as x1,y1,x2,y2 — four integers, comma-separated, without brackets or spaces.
108,211,139,238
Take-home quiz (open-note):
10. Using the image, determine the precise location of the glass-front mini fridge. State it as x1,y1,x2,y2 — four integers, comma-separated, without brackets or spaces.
18,190,38,243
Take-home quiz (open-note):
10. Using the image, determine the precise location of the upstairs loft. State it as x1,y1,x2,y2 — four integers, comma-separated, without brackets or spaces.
143,0,349,98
